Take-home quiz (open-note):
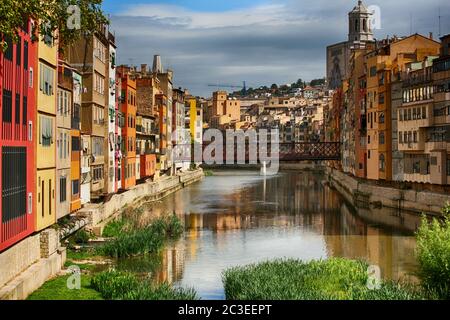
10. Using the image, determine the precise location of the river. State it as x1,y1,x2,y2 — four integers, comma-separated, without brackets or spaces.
113,170,420,299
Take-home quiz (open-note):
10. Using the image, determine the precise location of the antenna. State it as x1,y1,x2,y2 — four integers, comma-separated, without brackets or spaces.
438,7,441,37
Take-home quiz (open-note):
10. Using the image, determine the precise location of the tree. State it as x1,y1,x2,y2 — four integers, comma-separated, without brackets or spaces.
270,83,278,90
310,78,326,87
0,0,108,51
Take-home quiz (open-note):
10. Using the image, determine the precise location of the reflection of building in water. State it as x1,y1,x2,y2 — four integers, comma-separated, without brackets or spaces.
323,201,417,281
155,240,186,284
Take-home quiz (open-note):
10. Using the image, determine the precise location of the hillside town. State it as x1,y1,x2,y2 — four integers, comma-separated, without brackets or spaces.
0,0,449,302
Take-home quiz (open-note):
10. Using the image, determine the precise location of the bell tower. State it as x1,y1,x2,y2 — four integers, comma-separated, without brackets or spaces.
348,1,374,44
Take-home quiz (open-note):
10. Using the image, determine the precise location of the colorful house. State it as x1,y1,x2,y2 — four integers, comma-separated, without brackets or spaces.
118,66,137,189
0,20,37,251
36,26,58,231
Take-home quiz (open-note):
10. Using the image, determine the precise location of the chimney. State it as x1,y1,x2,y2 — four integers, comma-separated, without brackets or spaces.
152,55,163,74
429,32,433,40
141,64,147,74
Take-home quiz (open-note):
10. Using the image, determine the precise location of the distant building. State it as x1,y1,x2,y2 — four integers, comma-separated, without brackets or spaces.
211,91,240,129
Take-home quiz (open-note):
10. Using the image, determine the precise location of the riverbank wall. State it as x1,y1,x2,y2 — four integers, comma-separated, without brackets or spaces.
326,167,450,216
0,169,204,300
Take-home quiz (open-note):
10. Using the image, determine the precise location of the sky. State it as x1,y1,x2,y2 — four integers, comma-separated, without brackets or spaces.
103,0,450,97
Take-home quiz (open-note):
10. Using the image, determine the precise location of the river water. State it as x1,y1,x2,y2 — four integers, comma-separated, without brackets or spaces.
115,170,421,299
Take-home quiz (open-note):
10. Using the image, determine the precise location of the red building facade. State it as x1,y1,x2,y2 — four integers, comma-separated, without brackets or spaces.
0,20,37,251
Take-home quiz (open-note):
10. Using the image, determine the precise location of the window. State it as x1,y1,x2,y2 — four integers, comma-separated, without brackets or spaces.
39,116,53,146
57,90,71,115
4,37,13,61
92,137,104,156
379,112,385,124
379,132,385,145
59,176,67,203
399,131,403,144
370,66,377,77
447,159,450,176
379,93,385,104
92,166,104,181
2,147,26,223
39,63,54,96
379,154,385,172
16,37,21,66
72,136,80,151
94,38,106,63
72,180,80,195
29,68,33,88
94,72,105,95
93,105,104,124
413,160,420,174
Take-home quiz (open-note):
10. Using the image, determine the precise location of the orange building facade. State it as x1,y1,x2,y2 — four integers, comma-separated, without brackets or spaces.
118,67,137,189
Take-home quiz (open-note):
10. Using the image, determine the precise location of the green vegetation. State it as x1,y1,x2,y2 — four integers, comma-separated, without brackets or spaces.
70,229,92,245
66,249,97,260
98,214,184,258
102,219,127,238
204,170,214,177
1,0,108,51
416,202,450,299
27,273,103,300
223,258,424,300
91,269,197,300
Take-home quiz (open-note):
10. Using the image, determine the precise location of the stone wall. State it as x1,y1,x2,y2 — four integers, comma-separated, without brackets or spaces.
327,167,450,216
81,169,204,235
0,235,40,289
0,228,66,300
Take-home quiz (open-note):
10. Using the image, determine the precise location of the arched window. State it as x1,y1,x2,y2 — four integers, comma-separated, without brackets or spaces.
379,154,385,171
355,19,359,32
363,19,367,32
379,132,385,144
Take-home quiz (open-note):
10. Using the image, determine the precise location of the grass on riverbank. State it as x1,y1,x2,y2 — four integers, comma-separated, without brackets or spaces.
27,271,103,300
98,214,184,258
416,203,450,299
91,269,197,300
223,258,425,300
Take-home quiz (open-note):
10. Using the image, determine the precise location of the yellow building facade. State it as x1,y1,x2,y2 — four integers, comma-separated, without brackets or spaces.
36,32,58,231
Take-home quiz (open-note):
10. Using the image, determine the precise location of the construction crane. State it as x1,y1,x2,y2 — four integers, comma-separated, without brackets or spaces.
207,81,247,95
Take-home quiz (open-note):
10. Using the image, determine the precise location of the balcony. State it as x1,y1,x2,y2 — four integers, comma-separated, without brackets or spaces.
433,91,450,103
398,141,425,152
425,141,450,152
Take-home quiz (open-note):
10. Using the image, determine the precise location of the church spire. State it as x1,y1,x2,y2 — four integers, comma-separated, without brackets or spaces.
348,0,374,44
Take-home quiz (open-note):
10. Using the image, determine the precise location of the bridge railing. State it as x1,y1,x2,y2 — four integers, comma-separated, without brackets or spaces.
172,142,341,162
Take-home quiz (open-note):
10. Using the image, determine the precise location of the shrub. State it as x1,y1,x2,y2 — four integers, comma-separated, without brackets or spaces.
102,219,127,238
98,215,184,258
70,229,92,245
91,269,197,300
416,203,450,299
223,258,424,300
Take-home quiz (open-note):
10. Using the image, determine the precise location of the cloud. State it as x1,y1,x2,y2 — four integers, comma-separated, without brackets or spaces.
109,0,450,97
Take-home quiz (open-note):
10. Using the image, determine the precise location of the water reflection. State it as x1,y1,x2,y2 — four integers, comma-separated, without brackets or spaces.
119,170,420,299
